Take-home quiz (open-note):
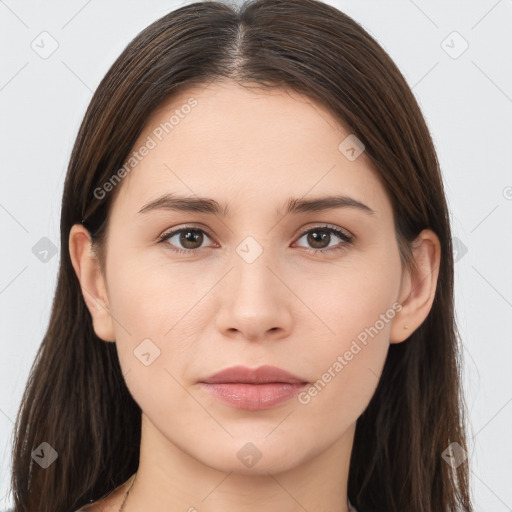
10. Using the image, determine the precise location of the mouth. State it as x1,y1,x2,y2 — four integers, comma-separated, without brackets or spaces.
199,365,309,411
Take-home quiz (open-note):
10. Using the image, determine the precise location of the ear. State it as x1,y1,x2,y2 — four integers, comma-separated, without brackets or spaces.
68,223,116,342
390,229,441,343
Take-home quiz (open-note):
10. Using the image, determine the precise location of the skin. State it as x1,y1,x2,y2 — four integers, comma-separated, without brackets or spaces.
69,79,441,512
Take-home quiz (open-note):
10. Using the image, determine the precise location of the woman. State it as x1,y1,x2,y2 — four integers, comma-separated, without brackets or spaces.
9,1,473,511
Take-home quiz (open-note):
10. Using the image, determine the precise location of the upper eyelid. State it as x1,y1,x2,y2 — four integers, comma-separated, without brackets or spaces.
159,223,353,246
159,224,217,243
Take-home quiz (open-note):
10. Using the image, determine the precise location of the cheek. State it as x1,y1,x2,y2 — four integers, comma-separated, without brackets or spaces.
105,261,195,412
295,254,400,410
294,289,393,427
304,253,400,343
102,253,183,381
106,251,201,338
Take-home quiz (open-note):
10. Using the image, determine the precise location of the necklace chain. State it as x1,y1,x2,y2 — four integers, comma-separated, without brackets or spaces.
118,472,136,512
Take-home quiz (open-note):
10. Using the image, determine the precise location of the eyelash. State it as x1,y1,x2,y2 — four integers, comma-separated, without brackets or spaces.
157,224,354,256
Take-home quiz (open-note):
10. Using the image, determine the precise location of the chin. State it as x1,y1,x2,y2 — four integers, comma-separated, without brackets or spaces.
195,439,309,476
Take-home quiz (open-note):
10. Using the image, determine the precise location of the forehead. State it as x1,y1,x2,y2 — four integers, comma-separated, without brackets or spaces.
109,80,391,221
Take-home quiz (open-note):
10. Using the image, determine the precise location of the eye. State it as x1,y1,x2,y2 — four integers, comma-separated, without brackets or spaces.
158,227,216,254
157,224,354,255
293,225,354,254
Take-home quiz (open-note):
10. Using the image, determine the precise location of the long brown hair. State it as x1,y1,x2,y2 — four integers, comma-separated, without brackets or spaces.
10,1,473,511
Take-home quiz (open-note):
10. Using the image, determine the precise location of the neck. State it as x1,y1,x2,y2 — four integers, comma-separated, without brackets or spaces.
123,413,356,512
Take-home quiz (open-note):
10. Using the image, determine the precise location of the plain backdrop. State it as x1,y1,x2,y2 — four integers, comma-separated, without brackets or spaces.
0,1,511,510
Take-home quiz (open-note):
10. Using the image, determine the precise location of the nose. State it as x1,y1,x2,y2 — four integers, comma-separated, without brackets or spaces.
215,248,293,343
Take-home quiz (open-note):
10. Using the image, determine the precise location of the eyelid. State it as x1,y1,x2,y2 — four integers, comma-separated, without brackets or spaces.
292,223,353,242
157,222,354,253
157,223,218,249
158,223,216,240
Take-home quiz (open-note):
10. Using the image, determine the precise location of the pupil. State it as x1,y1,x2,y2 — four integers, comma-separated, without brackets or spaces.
181,230,203,249
308,230,329,249
177,229,332,250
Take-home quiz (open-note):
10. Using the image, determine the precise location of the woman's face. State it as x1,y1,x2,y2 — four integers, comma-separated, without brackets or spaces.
83,80,413,475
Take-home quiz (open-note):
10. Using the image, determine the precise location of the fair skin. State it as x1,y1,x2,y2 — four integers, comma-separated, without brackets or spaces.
69,80,440,512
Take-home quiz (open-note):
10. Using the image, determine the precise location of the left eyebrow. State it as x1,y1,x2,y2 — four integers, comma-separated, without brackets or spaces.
137,193,375,218
282,195,375,216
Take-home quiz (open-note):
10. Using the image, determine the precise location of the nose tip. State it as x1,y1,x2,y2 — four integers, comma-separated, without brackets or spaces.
216,260,293,343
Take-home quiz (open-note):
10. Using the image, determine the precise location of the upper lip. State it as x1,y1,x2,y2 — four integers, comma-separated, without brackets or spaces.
200,365,308,384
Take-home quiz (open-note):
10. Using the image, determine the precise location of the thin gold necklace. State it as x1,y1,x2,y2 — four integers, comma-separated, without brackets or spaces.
117,472,356,511
118,472,137,512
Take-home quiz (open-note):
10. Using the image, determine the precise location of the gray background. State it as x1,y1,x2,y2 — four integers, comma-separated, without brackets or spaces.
1,0,511,510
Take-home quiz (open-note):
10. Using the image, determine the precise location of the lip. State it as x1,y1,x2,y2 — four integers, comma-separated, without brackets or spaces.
199,365,308,411
201,365,307,385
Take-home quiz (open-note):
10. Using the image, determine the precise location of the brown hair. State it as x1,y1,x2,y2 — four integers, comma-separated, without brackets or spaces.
10,1,473,511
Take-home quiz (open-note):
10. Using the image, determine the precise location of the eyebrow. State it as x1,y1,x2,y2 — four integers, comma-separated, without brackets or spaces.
137,193,375,217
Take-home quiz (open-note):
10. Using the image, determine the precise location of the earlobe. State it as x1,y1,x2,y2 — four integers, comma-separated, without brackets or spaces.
68,224,116,342
390,229,441,344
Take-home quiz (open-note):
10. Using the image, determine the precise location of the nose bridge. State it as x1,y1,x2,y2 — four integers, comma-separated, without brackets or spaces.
215,233,293,340
232,234,280,303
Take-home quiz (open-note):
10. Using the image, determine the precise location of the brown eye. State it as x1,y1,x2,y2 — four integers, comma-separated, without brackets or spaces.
295,225,353,253
158,224,353,256
159,228,214,253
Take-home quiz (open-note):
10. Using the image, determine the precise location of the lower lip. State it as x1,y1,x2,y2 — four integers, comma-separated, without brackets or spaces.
200,382,308,410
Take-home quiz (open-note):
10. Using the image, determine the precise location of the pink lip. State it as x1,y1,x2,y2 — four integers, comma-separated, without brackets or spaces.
199,365,308,411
